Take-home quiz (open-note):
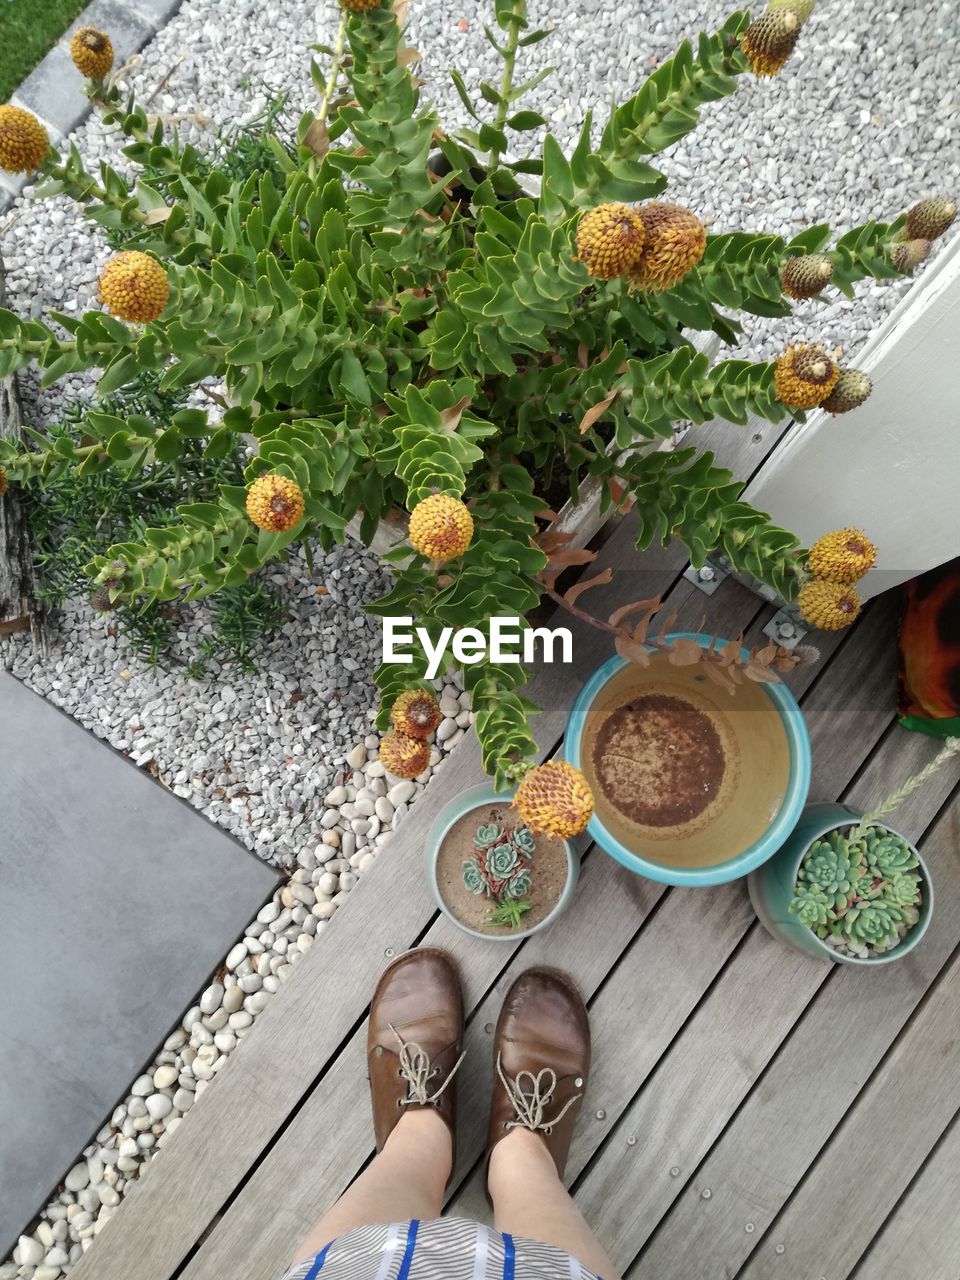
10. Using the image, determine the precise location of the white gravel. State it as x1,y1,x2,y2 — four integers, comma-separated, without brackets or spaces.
2,0,959,1275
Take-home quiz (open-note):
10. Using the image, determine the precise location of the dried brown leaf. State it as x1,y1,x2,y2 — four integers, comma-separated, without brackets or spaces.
608,596,662,629
397,47,422,66
303,119,330,159
439,395,472,430
699,661,738,694
579,391,618,436
392,0,409,25
615,634,652,666
564,567,614,607
666,636,704,666
753,643,779,668
143,205,173,225
742,662,782,684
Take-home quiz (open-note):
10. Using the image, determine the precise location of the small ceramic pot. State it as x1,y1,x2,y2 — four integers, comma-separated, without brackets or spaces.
564,635,812,887
747,802,934,966
424,783,579,942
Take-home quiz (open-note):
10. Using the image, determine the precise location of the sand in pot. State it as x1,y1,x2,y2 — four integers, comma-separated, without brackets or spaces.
436,803,571,936
582,652,791,870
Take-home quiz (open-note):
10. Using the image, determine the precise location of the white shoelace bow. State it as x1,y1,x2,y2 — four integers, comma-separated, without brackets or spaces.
390,1024,466,1106
496,1053,583,1133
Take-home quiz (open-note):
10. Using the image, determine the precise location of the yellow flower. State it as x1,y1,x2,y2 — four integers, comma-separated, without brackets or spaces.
378,731,430,779
98,252,169,323
70,27,114,80
0,104,49,173
774,344,840,409
408,494,473,562
575,203,646,280
339,0,383,10
797,579,862,631
245,473,305,532
628,203,707,292
807,529,876,584
390,689,443,739
740,8,801,77
514,761,594,839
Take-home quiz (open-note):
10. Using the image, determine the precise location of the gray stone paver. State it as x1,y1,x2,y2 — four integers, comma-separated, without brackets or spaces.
0,672,280,1257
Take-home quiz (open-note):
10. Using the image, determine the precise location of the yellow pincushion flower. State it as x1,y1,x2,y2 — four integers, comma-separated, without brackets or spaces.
408,494,473,562
98,252,169,323
797,579,861,631
514,761,594,839
339,0,383,10
628,203,707,292
740,8,801,77
245,473,305,532
378,731,430,779
575,203,646,280
807,529,876,584
0,105,49,173
0,467,8,498
70,27,114,80
391,689,443,739
774,344,840,409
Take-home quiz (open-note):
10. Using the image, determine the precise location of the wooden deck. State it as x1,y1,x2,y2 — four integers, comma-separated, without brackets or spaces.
70,415,960,1280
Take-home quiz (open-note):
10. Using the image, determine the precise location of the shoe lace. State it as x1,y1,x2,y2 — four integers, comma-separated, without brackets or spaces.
390,1024,465,1107
496,1052,583,1135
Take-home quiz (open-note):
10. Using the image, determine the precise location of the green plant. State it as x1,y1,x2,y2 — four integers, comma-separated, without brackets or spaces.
462,815,537,929
789,826,922,953
0,0,954,797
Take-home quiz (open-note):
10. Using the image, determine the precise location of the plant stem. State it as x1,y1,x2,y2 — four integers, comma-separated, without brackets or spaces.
853,737,960,839
488,0,526,174
317,14,350,128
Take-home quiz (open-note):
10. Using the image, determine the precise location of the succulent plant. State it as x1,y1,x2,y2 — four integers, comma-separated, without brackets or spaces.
505,868,532,899
790,823,923,955
485,841,520,880
462,860,487,895
474,822,503,849
513,825,536,857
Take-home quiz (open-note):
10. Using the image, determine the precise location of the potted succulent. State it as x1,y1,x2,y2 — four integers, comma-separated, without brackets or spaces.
0,0,955,841
748,737,959,964
424,782,579,940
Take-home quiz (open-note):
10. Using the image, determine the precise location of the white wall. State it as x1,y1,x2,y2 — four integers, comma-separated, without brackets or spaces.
744,230,960,601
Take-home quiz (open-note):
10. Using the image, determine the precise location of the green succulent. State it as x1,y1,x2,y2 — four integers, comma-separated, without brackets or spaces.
862,829,919,879
838,899,905,946
485,842,519,881
884,872,923,909
798,831,864,909
462,859,487,895
789,881,832,931
513,825,536,857
485,897,533,931
474,823,502,849
505,868,532,899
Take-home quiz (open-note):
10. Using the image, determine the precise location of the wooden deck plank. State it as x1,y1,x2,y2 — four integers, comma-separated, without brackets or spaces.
629,799,960,1280
854,1108,960,1280
738,941,960,1279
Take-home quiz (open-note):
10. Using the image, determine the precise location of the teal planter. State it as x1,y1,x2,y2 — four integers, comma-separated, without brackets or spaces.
424,783,579,942
748,802,934,966
564,635,811,887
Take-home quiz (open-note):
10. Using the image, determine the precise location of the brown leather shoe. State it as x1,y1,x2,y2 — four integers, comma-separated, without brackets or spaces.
486,967,590,1183
367,947,465,1163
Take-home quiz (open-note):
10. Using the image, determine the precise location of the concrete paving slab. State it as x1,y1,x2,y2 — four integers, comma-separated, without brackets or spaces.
0,672,280,1256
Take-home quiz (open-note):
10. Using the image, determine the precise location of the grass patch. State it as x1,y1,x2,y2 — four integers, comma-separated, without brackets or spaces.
0,0,88,101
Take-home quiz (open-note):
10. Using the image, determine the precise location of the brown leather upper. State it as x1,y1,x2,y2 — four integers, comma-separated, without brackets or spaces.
367,948,464,1158
486,966,591,1180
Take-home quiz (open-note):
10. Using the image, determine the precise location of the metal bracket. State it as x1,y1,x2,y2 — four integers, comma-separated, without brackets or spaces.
763,604,810,649
683,554,731,596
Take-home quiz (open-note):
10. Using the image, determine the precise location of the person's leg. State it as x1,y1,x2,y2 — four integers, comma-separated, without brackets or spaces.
290,1109,451,1266
488,1128,620,1279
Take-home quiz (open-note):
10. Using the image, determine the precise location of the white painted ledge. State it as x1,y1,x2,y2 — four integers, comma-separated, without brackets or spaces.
744,228,960,601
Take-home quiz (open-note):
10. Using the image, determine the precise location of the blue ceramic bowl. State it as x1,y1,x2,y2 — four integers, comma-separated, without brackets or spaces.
424,783,579,941
564,634,811,887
